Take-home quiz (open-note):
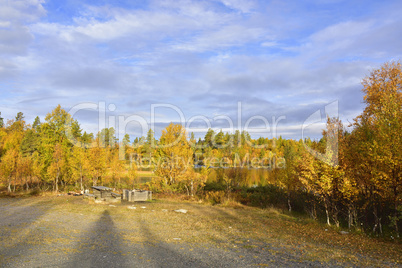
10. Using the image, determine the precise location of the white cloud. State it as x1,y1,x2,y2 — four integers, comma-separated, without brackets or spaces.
219,0,256,13
301,17,402,61
174,25,266,52
31,1,235,45
0,0,46,23
0,21,11,27
311,20,374,43
261,41,278,47
0,0,45,83
308,20,375,53
0,0,45,55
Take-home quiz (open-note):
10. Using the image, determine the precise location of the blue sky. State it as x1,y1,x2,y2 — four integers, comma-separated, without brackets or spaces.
1,0,401,141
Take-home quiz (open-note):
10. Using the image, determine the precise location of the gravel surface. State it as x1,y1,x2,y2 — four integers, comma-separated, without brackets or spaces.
0,196,399,267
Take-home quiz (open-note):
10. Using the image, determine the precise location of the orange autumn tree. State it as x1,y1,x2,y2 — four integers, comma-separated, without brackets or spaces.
0,149,18,192
87,138,107,186
1,116,26,192
108,149,125,189
298,117,345,226
47,143,67,192
71,145,90,191
350,62,402,235
155,123,193,193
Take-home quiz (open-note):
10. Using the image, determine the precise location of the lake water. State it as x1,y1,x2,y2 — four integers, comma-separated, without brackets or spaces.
201,167,276,187
137,167,277,187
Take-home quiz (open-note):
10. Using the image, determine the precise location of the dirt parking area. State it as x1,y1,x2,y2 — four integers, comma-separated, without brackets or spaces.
0,196,400,267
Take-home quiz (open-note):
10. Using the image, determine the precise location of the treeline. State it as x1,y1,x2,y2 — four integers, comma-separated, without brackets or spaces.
0,62,401,237
0,106,136,192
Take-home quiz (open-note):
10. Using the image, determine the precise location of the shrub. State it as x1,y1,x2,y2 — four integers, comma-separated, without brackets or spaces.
205,190,226,205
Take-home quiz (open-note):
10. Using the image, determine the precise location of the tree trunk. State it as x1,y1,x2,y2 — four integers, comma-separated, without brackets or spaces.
394,184,400,238
287,193,292,212
324,201,331,226
55,169,59,192
395,199,400,238
80,166,83,191
307,200,317,220
372,207,383,235
7,176,11,192
353,208,358,228
332,204,340,228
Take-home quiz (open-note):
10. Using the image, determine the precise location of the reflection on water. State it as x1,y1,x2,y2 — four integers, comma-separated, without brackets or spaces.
137,177,154,184
138,167,276,187
201,167,276,187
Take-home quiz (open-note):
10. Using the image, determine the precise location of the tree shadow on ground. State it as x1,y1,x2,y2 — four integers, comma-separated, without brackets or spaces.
68,209,128,267
138,218,212,267
0,198,55,266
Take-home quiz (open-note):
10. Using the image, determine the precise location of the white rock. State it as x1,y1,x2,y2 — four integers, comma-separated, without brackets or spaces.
128,206,137,210
174,209,188,214
339,231,349,235
173,238,181,240
109,205,116,207
141,206,146,209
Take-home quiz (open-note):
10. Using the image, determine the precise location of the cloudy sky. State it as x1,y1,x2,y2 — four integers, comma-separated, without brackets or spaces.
1,0,401,141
